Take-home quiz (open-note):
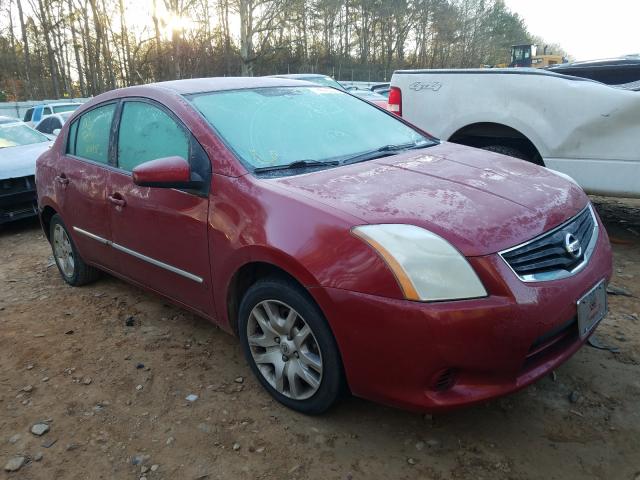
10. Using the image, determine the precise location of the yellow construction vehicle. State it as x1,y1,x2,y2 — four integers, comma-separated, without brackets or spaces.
509,44,565,68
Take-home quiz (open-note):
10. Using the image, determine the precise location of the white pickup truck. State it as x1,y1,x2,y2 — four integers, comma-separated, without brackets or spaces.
388,68,640,198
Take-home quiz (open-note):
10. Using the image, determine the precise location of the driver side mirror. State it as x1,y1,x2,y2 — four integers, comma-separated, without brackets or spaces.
52,128,61,136
132,156,202,189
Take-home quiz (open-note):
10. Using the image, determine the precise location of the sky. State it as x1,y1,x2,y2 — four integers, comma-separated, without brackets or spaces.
503,0,639,61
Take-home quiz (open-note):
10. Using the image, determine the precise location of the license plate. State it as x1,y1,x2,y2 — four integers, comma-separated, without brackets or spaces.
577,280,607,339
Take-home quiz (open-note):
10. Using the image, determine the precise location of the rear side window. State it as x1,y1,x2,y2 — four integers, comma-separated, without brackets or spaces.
73,103,116,164
24,108,33,122
67,120,78,154
117,101,189,172
43,107,52,115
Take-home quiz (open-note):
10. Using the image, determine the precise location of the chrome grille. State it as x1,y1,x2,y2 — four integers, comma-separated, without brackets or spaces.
499,205,598,282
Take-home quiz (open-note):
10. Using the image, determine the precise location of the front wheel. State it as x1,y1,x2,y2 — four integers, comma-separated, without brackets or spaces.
50,214,100,286
238,277,345,414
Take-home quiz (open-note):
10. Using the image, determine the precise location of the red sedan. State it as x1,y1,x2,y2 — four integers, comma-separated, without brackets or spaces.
36,77,612,414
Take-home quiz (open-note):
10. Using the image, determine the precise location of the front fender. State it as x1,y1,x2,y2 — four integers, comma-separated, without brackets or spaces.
209,174,404,330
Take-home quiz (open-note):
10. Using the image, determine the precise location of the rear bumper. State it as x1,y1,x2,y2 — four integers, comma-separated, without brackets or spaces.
312,216,613,412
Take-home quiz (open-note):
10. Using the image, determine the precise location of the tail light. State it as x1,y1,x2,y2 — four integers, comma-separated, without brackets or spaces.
387,86,402,116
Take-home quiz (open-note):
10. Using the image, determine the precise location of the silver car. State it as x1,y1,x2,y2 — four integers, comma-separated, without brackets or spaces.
0,116,52,224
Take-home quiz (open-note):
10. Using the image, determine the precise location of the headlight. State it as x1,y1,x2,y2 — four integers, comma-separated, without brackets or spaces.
352,224,487,302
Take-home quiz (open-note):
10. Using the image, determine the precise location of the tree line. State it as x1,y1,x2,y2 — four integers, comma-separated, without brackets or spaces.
0,0,545,101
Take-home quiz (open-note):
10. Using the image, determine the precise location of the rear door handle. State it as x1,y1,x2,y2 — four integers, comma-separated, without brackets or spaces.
55,174,69,186
107,194,126,208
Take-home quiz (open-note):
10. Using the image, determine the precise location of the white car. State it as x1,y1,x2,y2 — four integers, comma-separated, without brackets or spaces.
35,111,74,137
23,102,82,127
0,116,52,223
389,68,640,197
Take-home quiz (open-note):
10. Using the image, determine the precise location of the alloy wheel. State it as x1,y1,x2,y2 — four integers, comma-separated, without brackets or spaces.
246,299,323,400
53,224,75,278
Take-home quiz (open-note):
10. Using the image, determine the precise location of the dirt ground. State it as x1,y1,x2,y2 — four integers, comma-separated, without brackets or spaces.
1,197,639,480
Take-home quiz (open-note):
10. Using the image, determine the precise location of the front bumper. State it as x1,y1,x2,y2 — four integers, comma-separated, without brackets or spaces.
312,215,613,412
0,176,38,224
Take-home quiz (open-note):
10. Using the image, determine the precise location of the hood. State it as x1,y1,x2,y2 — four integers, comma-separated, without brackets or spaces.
0,141,51,179
270,142,587,256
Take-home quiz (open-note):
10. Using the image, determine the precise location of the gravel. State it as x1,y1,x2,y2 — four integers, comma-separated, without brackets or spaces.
4,456,26,472
31,423,50,436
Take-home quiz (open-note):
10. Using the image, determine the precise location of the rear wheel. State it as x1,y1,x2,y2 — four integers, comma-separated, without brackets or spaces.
238,277,344,414
50,214,100,286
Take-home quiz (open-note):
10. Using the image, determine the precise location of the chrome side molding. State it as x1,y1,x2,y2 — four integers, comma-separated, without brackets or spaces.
73,226,203,284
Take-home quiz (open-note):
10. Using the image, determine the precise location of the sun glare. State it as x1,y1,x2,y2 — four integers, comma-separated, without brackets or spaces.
123,1,196,40
163,14,196,40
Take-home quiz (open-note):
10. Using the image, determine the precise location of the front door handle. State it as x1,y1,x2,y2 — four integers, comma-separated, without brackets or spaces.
55,174,69,186
107,194,126,208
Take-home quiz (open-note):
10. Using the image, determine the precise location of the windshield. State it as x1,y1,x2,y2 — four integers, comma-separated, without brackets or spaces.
512,46,531,63
52,104,80,114
189,86,432,173
0,123,49,148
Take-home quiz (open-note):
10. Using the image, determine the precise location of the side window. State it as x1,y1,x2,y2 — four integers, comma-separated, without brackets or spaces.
43,107,52,115
74,103,116,164
117,101,189,172
52,118,62,131
24,108,33,122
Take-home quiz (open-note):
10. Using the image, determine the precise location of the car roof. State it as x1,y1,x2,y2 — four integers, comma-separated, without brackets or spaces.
146,77,316,95
27,102,82,109
269,74,329,79
43,102,82,106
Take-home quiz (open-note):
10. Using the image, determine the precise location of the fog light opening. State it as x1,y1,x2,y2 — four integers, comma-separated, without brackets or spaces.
429,368,456,392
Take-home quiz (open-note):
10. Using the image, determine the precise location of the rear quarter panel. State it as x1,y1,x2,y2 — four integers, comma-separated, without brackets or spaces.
35,139,61,221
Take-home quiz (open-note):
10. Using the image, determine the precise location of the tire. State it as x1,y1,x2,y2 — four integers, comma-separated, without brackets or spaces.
50,214,100,286
482,144,528,160
238,276,345,414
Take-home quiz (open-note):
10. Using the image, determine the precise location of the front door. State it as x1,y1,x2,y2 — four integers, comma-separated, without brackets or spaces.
106,100,213,316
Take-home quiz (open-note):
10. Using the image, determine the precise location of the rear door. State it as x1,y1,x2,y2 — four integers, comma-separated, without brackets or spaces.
106,99,213,316
56,102,118,270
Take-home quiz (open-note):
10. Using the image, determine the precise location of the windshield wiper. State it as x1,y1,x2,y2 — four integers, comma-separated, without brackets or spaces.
340,140,433,166
253,159,339,173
